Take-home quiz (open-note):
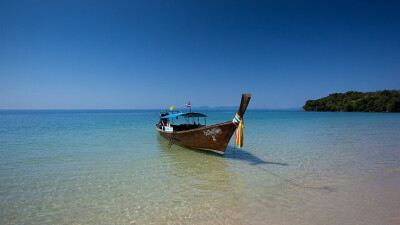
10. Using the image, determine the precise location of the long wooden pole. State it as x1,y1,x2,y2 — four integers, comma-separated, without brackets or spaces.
237,94,251,118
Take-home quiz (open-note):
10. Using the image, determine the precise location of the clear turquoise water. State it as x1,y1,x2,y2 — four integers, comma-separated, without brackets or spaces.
1,110,400,224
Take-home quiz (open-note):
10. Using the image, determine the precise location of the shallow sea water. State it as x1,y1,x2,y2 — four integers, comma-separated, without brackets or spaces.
1,110,399,225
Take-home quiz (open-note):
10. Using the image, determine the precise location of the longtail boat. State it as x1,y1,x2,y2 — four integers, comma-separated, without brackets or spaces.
156,94,251,153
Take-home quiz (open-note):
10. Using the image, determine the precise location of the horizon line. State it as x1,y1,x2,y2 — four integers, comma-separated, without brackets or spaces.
0,107,302,111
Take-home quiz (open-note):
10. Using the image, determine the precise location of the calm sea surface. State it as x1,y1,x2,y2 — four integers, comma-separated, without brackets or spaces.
1,110,399,225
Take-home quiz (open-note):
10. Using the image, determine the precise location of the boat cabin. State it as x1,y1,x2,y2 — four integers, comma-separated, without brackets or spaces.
157,112,207,132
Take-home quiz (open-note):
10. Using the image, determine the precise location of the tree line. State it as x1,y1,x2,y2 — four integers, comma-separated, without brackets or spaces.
303,90,400,112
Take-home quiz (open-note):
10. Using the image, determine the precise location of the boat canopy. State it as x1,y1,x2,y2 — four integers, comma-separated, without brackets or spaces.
182,113,207,118
161,112,207,119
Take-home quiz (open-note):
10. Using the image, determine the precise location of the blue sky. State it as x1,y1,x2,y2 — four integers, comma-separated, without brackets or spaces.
1,0,399,109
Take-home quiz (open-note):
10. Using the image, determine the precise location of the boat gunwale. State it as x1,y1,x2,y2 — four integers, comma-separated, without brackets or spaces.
156,121,233,134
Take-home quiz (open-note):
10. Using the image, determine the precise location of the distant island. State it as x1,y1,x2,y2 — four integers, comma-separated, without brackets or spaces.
303,90,400,112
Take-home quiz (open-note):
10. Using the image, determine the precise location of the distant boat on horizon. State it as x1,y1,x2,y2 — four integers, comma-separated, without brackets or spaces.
156,94,251,153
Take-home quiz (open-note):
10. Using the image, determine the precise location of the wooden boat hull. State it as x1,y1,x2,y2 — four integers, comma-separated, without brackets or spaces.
157,121,237,153
156,94,251,153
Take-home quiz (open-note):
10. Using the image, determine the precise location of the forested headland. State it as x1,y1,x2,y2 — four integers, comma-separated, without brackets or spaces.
303,90,400,112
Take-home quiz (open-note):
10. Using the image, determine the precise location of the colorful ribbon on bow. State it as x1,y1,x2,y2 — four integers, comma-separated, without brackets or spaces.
232,113,244,148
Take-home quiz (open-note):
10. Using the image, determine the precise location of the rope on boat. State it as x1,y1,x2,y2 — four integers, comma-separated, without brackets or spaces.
232,113,244,148
168,130,179,148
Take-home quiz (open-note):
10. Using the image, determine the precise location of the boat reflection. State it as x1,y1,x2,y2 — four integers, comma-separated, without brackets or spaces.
156,135,242,193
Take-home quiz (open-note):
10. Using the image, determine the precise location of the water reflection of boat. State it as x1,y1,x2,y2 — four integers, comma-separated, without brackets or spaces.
157,135,240,192
156,94,251,153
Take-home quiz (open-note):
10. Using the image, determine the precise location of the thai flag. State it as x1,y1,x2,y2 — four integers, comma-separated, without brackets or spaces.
186,101,191,108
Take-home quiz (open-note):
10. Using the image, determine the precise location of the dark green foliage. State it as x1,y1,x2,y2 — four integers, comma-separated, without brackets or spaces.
303,90,400,112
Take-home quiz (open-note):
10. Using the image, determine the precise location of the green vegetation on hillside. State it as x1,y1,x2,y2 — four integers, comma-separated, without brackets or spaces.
303,90,400,112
